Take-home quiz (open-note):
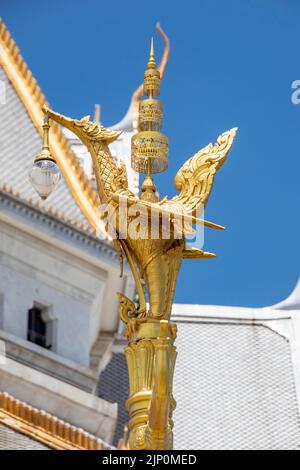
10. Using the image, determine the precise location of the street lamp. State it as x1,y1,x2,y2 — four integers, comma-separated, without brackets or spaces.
29,29,237,450
29,115,60,200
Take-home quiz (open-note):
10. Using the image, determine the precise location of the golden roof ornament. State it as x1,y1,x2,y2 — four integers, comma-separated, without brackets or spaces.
131,39,168,175
143,37,160,96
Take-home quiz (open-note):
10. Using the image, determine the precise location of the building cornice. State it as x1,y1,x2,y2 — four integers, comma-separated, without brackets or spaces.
0,186,118,262
0,391,111,450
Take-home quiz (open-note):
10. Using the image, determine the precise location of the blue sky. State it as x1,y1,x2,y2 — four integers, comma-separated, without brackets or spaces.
1,0,299,307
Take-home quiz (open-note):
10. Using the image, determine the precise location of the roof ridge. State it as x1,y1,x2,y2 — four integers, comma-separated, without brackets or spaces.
0,19,106,235
0,19,46,108
0,390,111,450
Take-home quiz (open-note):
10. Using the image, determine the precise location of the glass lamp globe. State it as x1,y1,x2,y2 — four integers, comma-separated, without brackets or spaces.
29,159,61,201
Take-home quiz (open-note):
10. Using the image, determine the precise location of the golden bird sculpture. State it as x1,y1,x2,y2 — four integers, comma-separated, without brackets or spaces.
42,105,236,323
40,29,237,449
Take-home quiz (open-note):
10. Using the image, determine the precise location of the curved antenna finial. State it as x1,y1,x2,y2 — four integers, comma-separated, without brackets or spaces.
155,22,171,80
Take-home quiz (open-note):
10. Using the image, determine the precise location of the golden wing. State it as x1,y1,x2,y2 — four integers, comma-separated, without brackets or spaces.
159,128,237,217
111,128,237,240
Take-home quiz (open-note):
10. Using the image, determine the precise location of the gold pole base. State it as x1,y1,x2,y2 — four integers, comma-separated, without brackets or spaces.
124,320,177,450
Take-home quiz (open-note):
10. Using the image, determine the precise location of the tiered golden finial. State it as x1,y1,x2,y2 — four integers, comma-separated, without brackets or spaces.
131,39,168,178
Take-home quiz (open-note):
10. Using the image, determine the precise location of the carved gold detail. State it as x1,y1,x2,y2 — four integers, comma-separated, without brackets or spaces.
132,39,168,175
138,99,163,131
124,321,177,450
143,38,161,98
117,292,146,340
131,131,168,174
132,23,170,127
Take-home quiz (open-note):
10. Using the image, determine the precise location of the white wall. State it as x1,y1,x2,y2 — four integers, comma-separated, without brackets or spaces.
0,218,107,367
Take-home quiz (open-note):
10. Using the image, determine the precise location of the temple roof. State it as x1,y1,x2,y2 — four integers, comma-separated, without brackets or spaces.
99,287,300,450
172,316,300,450
0,391,111,450
271,277,300,310
0,65,93,233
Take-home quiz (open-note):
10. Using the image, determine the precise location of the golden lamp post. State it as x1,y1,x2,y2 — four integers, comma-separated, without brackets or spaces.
30,29,237,450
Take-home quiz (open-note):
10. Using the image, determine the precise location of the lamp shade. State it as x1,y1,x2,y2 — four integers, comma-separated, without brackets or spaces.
29,159,60,200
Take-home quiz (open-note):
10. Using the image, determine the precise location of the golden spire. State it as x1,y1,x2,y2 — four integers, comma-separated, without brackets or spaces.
143,38,160,98
132,24,170,107
131,38,168,177
148,37,156,70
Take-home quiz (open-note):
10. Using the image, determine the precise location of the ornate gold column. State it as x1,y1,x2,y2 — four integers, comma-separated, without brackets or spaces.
124,320,177,450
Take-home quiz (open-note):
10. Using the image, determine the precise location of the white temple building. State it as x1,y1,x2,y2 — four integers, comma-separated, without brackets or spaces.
0,19,299,450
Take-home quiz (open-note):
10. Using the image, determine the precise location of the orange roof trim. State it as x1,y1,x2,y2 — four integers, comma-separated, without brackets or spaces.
0,391,111,450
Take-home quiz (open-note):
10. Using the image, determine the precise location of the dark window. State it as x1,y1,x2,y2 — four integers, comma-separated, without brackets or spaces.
27,307,51,349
